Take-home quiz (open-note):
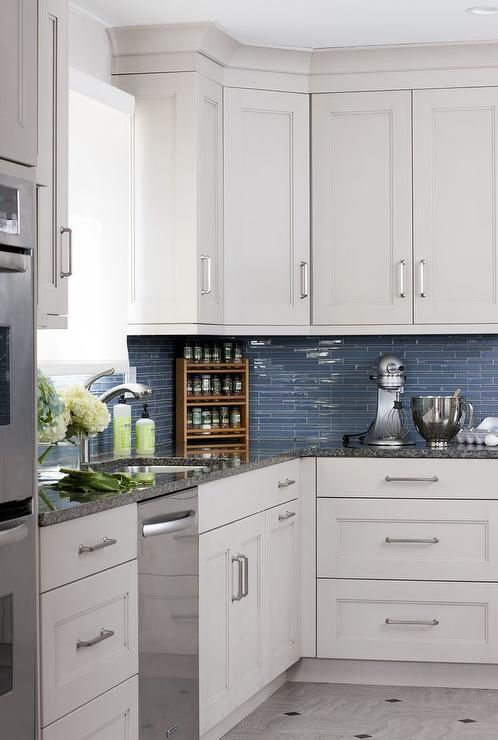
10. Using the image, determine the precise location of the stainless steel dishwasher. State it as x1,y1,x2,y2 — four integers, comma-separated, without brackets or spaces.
138,488,199,740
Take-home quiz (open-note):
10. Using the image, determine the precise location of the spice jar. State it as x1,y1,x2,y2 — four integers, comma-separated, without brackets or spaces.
187,409,193,428
201,409,212,429
220,406,230,428
222,374,233,395
203,344,212,363
183,342,193,361
230,406,241,427
192,407,202,428
212,375,221,395
211,408,220,428
193,375,202,395
212,343,221,363
223,342,233,362
186,377,193,395
201,374,211,395
233,375,242,395
234,343,243,363
193,342,203,363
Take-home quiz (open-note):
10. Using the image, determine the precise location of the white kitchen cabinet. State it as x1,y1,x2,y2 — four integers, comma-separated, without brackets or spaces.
199,512,266,734
42,676,139,740
312,90,412,326
413,87,498,324
0,0,37,166
224,88,310,326
40,560,138,726
265,501,301,680
37,0,70,327
317,579,498,664
114,72,223,329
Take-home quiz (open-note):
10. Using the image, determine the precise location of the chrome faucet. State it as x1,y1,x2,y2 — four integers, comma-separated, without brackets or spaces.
80,369,153,465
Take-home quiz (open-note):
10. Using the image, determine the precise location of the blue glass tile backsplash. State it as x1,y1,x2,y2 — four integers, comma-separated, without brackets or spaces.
48,334,498,458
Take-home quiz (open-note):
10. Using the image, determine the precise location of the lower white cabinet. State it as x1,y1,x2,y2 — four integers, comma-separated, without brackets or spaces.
42,676,139,740
40,561,139,726
199,498,302,735
317,579,498,664
266,501,301,680
199,511,266,734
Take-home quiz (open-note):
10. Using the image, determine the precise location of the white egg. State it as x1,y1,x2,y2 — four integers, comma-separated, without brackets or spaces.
484,433,498,447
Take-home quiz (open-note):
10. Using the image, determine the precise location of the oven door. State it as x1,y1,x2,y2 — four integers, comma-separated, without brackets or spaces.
0,514,36,740
0,250,35,505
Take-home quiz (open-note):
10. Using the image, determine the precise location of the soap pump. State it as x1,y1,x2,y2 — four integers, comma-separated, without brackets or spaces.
113,394,132,457
136,403,156,455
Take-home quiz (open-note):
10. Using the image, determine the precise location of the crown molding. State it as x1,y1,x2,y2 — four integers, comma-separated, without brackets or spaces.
109,23,498,92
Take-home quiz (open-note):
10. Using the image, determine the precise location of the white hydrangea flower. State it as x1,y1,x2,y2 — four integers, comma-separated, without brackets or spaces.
61,386,111,437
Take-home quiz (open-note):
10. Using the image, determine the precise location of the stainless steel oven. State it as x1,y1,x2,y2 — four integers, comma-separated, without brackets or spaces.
0,167,36,740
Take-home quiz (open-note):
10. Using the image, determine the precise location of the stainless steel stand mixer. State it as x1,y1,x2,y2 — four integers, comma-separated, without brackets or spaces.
363,354,415,447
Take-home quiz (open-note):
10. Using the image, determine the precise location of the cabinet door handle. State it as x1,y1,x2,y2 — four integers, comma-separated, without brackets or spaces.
278,510,296,521
240,554,249,598
385,476,438,483
399,259,406,298
231,555,243,602
76,628,115,649
385,536,439,544
385,618,439,627
419,258,426,297
60,226,73,278
278,478,296,488
78,537,117,554
200,255,212,295
299,261,309,299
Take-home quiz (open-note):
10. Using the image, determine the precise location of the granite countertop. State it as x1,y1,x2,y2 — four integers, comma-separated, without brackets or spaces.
38,443,498,526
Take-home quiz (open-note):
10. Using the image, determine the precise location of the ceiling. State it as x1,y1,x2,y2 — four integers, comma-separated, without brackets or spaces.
72,0,498,49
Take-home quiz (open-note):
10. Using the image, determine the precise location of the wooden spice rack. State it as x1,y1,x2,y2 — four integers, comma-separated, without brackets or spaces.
176,358,249,458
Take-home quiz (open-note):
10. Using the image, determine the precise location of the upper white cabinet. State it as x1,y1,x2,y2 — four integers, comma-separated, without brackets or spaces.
114,72,223,329
224,88,310,326
0,0,37,166
37,0,69,327
413,87,498,324
312,91,413,326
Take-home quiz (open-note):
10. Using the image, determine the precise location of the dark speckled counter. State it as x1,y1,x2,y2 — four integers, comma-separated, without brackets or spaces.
38,444,498,526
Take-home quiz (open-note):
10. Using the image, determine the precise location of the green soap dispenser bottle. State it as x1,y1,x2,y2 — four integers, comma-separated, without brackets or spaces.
113,394,132,458
136,403,156,455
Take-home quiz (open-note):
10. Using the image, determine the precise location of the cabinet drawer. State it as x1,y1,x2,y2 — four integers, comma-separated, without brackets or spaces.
198,459,301,532
40,504,137,592
42,675,138,740
317,457,498,499
40,561,138,726
318,498,498,581
317,579,498,663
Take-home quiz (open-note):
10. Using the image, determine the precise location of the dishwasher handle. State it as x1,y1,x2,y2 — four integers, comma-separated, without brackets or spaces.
142,510,196,538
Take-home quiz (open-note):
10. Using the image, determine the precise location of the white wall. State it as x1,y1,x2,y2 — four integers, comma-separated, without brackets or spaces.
69,4,111,82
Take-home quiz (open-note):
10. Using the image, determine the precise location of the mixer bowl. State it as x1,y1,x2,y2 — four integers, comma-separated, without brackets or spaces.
411,396,465,448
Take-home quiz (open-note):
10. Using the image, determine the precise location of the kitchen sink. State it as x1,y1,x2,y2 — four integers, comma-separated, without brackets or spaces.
116,465,207,474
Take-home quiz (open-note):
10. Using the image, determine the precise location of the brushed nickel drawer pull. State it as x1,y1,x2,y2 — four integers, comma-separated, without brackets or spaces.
278,478,296,488
241,554,249,598
299,261,309,299
76,628,115,649
278,511,296,521
385,618,439,626
385,476,439,483
385,537,439,544
79,537,117,554
419,258,427,297
60,226,73,278
399,259,407,298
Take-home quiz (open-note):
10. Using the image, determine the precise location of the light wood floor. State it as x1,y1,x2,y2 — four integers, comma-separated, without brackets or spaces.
223,682,498,739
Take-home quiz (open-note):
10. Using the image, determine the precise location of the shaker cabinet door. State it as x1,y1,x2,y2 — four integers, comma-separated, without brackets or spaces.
37,0,69,325
224,88,310,326
414,87,498,324
312,90,413,326
0,0,37,166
